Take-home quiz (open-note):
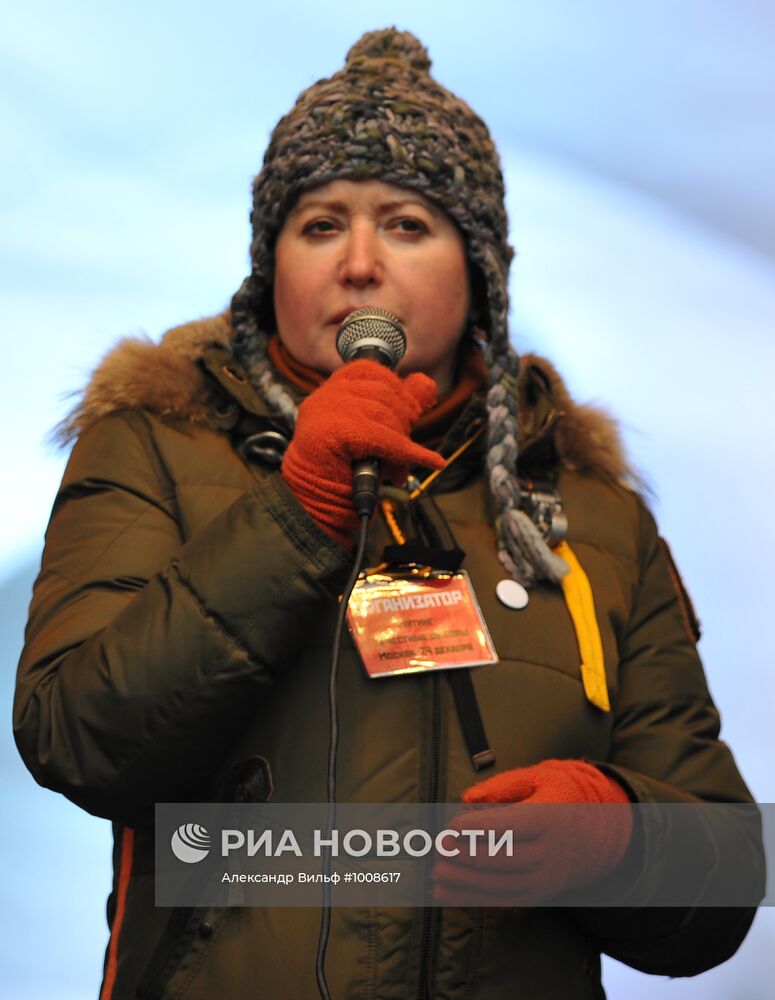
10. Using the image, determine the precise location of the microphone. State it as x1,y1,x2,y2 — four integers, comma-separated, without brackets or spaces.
336,307,407,518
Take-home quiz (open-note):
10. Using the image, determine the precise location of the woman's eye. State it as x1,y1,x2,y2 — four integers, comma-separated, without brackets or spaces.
393,217,428,234
302,219,337,235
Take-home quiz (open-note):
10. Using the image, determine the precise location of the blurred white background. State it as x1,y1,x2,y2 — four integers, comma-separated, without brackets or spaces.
1,1,773,996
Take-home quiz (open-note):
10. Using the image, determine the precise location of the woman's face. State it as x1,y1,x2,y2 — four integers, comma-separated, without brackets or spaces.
273,179,471,393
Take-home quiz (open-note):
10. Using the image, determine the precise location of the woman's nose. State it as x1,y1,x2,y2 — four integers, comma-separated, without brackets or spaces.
339,223,382,287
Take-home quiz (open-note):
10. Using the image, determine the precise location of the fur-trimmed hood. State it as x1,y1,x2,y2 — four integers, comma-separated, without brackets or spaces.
56,312,633,484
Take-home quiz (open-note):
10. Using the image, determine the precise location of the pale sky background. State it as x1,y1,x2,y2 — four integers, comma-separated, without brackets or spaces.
1,1,774,997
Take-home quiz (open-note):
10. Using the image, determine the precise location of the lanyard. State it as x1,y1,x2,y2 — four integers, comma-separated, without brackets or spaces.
369,425,496,771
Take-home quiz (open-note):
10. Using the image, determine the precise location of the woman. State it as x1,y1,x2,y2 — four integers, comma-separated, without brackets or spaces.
14,27,764,1000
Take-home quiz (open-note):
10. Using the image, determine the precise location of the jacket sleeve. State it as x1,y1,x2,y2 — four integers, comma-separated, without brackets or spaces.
13,412,351,825
573,496,766,975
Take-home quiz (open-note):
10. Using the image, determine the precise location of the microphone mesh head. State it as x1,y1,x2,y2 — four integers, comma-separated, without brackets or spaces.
336,307,407,366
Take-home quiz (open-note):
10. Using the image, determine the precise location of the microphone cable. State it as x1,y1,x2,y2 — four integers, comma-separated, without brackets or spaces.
316,306,407,998
315,510,371,1000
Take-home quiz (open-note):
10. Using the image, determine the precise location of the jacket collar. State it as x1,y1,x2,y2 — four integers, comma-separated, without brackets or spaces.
56,311,633,486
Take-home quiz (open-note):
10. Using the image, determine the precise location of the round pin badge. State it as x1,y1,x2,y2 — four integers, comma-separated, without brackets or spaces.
496,578,529,610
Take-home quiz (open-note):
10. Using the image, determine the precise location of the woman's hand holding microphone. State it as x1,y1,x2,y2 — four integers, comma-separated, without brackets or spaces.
281,360,444,546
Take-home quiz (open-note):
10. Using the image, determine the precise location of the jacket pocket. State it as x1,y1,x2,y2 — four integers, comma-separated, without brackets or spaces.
138,757,272,998
136,907,231,1000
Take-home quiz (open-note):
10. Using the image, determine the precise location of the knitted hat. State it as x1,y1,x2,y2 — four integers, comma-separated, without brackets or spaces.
231,27,567,586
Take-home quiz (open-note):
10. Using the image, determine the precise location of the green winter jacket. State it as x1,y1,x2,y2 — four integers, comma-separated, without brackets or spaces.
14,314,764,999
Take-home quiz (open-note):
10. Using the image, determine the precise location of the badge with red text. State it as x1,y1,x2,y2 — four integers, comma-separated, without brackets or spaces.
347,571,498,678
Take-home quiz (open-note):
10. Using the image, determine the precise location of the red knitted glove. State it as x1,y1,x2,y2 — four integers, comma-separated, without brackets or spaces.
281,361,444,546
433,759,633,906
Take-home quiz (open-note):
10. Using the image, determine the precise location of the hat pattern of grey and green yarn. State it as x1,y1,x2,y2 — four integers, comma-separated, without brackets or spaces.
230,27,567,587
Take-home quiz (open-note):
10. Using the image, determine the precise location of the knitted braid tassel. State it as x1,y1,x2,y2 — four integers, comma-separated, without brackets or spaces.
485,344,569,587
231,280,299,429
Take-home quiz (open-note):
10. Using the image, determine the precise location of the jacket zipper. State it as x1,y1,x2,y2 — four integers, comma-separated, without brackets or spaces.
417,673,442,1000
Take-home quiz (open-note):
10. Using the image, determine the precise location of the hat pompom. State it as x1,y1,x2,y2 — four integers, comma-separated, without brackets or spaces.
345,27,431,73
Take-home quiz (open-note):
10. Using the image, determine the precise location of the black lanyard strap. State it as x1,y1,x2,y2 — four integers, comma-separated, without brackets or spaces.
447,669,496,771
